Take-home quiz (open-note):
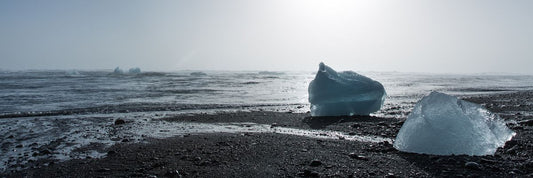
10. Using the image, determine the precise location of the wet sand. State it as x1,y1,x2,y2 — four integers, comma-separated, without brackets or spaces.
3,91,533,177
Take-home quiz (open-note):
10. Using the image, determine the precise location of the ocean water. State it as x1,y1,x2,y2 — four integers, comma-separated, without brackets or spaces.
3,70,533,116
1,70,533,171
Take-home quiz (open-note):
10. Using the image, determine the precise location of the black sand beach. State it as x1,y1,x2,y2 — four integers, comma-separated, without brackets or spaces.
3,91,533,177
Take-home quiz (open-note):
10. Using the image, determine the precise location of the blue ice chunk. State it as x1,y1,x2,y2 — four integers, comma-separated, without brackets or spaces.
129,67,141,74
113,67,124,74
394,91,515,156
308,62,386,116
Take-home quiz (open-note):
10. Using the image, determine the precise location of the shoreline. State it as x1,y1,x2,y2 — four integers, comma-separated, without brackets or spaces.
3,91,533,177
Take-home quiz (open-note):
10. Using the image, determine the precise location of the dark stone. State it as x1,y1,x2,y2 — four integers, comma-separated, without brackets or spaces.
524,160,533,167
15,144,23,148
217,142,230,146
309,160,322,167
511,168,522,174
381,141,392,147
196,161,211,166
506,145,518,154
480,158,497,164
519,119,533,126
385,172,396,178
297,170,310,177
351,124,361,128
447,158,457,163
194,157,202,161
7,135,14,139
114,119,126,125
135,168,146,173
465,162,482,170
96,168,111,172
297,170,319,177
513,126,524,130
164,170,182,178
349,152,368,160
309,171,320,177
107,150,117,155
506,139,519,147
122,139,130,142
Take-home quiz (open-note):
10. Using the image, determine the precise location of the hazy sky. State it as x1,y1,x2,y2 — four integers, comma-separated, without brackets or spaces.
1,0,532,73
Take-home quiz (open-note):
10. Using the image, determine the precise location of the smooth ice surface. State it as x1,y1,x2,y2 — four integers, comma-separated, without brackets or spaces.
394,91,515,156
308,62,386,116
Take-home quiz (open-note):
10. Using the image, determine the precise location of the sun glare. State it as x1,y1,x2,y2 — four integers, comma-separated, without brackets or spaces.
289,0,353,18
279,0,381,24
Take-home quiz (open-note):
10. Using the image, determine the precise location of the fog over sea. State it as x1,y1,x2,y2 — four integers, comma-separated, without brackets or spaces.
1,70,533,171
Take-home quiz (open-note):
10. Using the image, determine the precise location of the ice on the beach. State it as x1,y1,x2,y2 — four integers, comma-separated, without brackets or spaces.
394,91,515,156
113,67,141,74
129,67,141,74
113,67,124,74
308,62,386,116
65,70,80,76
190,72,207,76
